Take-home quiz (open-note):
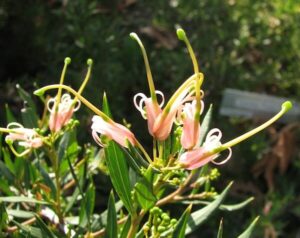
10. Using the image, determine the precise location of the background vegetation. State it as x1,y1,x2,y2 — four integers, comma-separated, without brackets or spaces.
0,0,299,237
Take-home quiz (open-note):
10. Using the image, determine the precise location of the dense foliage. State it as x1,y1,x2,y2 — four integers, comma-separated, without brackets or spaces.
0,0,299,237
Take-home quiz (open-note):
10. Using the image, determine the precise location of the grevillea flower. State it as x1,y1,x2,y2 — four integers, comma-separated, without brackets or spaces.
133,90,164,136
179,101,293,170
179,128,231,170
5,122,43,149
180,100,204,149
152,86,195,141
91,115,136,148
47,93,80,132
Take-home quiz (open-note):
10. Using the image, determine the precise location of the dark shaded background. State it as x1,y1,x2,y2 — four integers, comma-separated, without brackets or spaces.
1,0,300,237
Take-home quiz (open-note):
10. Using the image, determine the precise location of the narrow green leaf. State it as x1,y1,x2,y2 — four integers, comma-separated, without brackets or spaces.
2,147,15,175
5,104,16,123
35,162,56,200
134,167,157,211
105,191,117,238
185,182,233,235
122,147,143,175
181,197,254,212
237,216,260,238
198,104,213,146
127,142,149,169
217,219,223,238
119,215,131,238
7,209,34,219
102,92,113,118
79,182,95,228
16,84,38,116
34,215,57,238
21,106,38,128
91,200,123,230
104,141,134,214
0,202,8,230
172,205,192,238
0,159,15,184
12,220,43,238
0,196,48,204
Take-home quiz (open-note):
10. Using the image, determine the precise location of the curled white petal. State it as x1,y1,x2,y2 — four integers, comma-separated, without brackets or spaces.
155,90,165,107
133,93,147,116
7,122,24,129
211,147,232,165
47,98,56,112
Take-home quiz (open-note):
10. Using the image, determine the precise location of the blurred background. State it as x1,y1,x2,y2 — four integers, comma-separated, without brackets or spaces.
0,0,300,237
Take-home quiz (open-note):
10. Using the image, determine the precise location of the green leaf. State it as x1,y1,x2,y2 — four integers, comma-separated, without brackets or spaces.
91,200,123,230
105,191,118,238
2,147,15,175
7,209,34,219
127,142,150,169
0,202,8,230
12,220,43,238
79,182,95,228
119,215,131,238
172,205,192,238
217,219,223,238
102,92,113,118
0,196,48,204
21,106,38,128
181,197,254,211
34,215,57,238
185,182,233,235
35,162,56,200
122,147,143,175
0,160,15,184
104,141,134,214
5,104,16,123
134,167,157,211
16,84,38,116
237,216,260,238
198,104,213,146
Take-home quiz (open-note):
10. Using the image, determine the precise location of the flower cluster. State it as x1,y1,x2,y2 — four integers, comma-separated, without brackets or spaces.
0,29,292,172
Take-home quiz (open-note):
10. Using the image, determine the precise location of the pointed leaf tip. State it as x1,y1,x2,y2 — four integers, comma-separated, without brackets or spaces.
176,29,186,41
282,101,292,112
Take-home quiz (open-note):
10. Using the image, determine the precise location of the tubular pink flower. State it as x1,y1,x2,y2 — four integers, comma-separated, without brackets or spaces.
91,116,136,148
133,90,164,136
179,128,232,170
152,88,195,141
47,93,80,132
5,123,43,149
180,100,204,149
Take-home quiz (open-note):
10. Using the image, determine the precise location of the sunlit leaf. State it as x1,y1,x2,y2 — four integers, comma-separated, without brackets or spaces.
104,141,134,214
172,204,192,238
185,182,233,235
237,216,260,238
134,167,157,211
217,219,223,238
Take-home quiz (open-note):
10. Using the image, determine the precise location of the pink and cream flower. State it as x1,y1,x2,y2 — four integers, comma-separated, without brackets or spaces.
91,115,136,148
5,122,43,149
179,128,232,170
47,93,80,132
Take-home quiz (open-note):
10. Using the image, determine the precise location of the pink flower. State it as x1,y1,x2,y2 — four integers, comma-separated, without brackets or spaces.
91,116,136,148
5,123,43,149
134,91,164,136
152,88,194,141
179,128,231,170
180,100,204,149
47,94,80,132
